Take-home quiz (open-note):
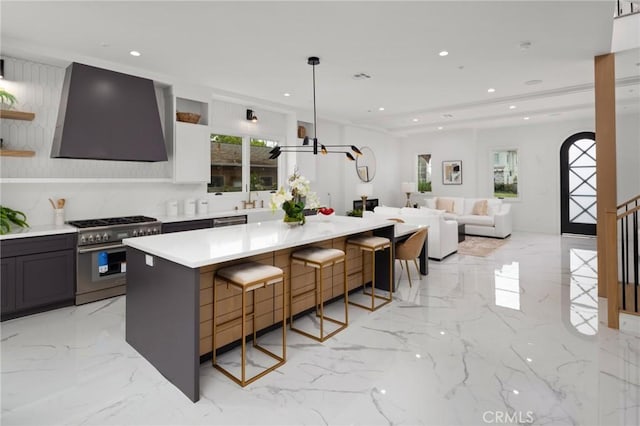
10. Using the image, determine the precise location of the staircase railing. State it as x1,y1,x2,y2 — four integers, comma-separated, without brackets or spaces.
606,194,640,328
616,0,639,17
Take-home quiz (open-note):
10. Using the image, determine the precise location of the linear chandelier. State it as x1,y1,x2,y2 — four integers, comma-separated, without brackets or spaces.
269,56,362,161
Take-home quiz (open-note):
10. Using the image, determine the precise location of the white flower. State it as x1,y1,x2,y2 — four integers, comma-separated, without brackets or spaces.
270,171,319,211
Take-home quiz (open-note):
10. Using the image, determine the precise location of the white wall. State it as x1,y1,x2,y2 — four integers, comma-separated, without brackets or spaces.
341,126,401,213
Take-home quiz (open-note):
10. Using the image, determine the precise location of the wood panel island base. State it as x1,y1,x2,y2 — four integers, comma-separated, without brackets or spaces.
124,216,396,402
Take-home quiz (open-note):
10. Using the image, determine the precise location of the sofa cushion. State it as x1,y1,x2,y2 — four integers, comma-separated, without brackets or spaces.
436,198,455,213
459,214,495,226
419,207,446,215
425,198,437,209
471,200,488,216
487,198,503,216
438,197,465,215
374,206,401,216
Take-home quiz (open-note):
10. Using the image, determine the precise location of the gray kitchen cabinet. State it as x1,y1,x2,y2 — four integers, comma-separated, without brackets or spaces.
1,257,16,313
1,234,76,321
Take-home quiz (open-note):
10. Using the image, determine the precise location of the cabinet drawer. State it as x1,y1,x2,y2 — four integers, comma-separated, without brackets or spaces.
162,219,213,234
0,233,76,258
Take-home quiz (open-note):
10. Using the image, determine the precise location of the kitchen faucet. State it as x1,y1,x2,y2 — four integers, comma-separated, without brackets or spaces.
242,185,257,209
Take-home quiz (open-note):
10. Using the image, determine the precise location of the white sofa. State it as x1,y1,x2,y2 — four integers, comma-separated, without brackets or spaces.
372,206,459,260
425,197,512,239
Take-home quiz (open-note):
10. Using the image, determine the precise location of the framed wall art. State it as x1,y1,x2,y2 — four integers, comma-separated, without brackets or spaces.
442,160,462,185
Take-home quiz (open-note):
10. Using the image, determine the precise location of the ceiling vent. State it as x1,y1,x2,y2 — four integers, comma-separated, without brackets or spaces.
442,113,454,119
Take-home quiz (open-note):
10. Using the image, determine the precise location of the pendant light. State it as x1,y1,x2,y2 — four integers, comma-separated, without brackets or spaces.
269,56,363,160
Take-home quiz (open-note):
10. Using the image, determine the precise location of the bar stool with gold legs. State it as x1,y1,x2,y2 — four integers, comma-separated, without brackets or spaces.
346,235,393,311
213,261,286,387
290,247,348,342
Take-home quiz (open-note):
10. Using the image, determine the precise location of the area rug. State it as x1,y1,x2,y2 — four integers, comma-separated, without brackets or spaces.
457,236,508,257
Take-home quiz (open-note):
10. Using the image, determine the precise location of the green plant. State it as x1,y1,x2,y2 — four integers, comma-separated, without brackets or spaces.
0,205,29,234
346,209,362,218
0,89,17,109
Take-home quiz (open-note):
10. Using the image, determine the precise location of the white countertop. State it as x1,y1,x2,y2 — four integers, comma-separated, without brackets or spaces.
0,224,77,240
123,215,395,268
156,208,278,224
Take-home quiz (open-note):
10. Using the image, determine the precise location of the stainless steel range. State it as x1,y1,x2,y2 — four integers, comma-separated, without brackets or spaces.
68,216,161,305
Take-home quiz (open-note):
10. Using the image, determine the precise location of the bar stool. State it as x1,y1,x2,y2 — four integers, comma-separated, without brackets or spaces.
213,261,286,387
290,246,348,342
346,235,393,311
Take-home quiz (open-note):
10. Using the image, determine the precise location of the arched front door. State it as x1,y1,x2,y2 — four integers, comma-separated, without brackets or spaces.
560,132,597,235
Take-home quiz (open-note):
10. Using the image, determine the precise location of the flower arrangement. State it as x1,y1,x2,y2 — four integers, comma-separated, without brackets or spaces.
270,171,319,225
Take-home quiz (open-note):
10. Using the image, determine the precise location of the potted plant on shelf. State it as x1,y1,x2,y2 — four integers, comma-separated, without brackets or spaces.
0,89,17,109
0,205,29,234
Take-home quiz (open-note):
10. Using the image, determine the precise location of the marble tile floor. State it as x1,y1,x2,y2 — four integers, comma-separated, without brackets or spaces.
2,233,639,426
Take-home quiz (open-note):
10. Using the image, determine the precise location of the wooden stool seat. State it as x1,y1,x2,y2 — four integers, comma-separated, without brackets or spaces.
213,261,286,387
347,234,393,311
290,246,348,342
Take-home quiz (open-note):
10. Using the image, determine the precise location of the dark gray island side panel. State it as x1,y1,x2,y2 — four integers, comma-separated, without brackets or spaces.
126,247,200,402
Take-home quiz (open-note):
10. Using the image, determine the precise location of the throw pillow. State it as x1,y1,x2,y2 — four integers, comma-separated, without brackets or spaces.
471,199,488,216
436,198,455,213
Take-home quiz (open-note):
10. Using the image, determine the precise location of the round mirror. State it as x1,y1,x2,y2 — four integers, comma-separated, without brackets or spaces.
355,146,376,182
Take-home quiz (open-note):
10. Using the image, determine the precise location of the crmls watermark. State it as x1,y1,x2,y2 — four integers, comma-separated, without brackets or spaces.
482,411,534,424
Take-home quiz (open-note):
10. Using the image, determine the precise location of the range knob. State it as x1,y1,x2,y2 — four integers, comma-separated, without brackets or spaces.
95,234,102,242
153,228,160,234
132,230,138,237
80,235,86,244
138,229,145,236
88,235,94,243
103,233,109,241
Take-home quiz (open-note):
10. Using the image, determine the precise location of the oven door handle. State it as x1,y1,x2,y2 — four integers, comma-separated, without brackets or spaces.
77,243,126,254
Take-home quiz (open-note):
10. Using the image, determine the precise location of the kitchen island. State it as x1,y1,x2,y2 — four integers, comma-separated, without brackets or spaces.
123,215,398,402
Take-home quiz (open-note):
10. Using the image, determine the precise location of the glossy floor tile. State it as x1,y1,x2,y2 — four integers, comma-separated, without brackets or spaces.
2,233,639,425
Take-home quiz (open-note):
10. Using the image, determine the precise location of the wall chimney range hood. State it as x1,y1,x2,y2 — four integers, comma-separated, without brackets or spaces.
51,62,168,162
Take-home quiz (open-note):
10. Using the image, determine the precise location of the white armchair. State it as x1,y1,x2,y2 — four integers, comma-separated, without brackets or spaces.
372,206,459,260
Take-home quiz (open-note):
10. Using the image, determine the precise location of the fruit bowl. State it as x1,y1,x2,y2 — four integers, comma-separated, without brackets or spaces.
318,207,335,216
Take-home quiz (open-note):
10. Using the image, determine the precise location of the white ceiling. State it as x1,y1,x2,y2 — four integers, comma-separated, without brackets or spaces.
1,1,638,135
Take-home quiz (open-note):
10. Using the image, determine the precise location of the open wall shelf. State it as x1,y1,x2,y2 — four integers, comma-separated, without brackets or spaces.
0,149,36,157
0,110,36,121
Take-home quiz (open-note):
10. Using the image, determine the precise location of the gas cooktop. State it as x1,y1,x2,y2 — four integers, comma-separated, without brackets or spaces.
68,216,158,229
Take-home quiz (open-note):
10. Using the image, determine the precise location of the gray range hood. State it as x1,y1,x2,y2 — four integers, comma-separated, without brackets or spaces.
51,62,168,162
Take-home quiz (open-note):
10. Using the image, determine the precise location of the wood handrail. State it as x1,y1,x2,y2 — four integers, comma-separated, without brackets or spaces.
618,204,640,220
617,194,640,210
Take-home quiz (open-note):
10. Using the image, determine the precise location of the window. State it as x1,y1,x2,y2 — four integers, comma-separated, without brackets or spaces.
493,149,518,198
209,134,243,193
250,138,278,191
209,134,280,193
417,154,432,192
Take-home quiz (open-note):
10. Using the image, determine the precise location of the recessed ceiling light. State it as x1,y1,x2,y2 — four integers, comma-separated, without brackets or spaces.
509,105,517,110
283,93,291,97
439,51,449,57
440,330,446,335
412,118,420,122
437,126,444,130
380,389,387,395
378,107,385,111
487,88,496,93
415,354,421,358
523,116,530,120
513,390,520,395
525,79,543,86
526,357,533,362
129,50,141,57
